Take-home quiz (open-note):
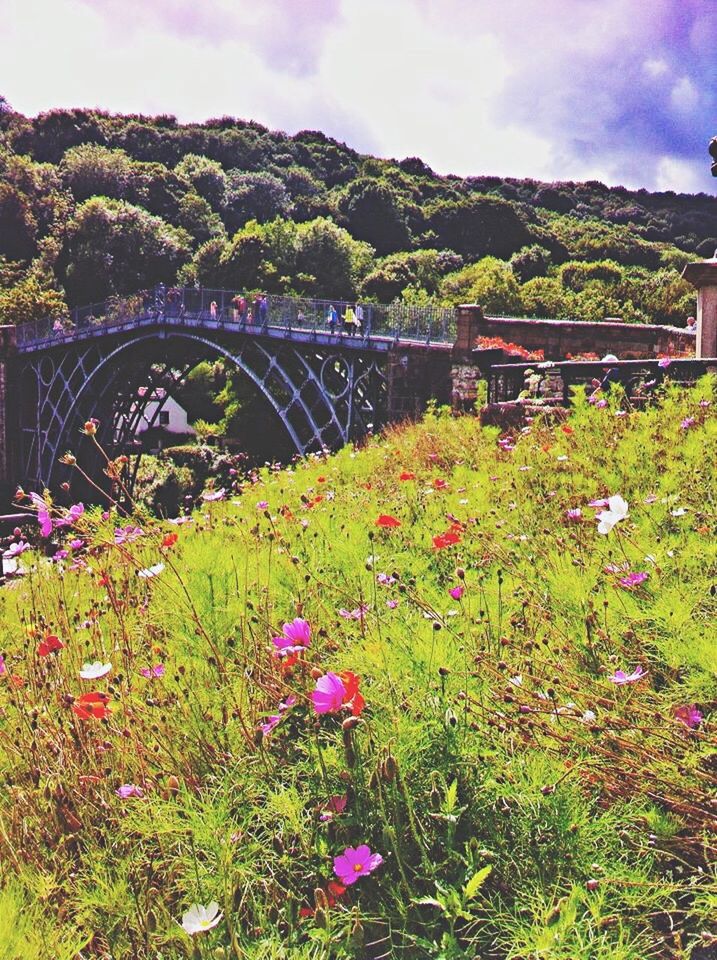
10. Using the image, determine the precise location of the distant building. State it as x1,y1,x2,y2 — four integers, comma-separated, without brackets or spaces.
119,387,196,449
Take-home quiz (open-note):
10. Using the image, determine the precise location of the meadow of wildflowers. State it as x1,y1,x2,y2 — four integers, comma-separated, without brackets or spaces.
0,380,715,959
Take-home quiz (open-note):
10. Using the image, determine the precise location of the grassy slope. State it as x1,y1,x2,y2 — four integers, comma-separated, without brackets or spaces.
0,381,715,960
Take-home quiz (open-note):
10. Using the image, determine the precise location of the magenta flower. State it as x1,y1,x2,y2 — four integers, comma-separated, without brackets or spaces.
257,500,269,510
202,488,226,502
259,694,296,736
140,664,165,679
339,604,369,621
565,508,582,521
333,845,383,886
272,618,311,656
449,585,464,600
3,540,30,559
116,784,144,798
312,672,347,714
70,539,84,550
0,654,5,675
588,498,609,508
608,665,647,685
114,524,144,545
617,571,649,588
674,704,703,729
320,794,348,821
680,417,696,430
376,573,397,586
658,357,672,369
55,503,85,527
594,398,608,409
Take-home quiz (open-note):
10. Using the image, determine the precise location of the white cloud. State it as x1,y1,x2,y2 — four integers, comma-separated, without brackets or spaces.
670,76,699,114
643,58,670,79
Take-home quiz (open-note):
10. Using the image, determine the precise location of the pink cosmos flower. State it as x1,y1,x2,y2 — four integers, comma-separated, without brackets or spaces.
140,664,165,679
259,694,296,735
565,508,582,521
588,498,609,508
0,654,5,676
70,539,84,550
312,672,347,713
339,605,368,621
29,492,53,538
320,794,348,821
658,357,672,369
644,494,658,504
168,515,192,525
376,573,397,586
3,540,30,559
202,488,226,502
674,704,703,729
604,562,630,574
449,585,464,600
699,399,711,408
116,783,144,798
386,599,399,609
272,618,311,656
55,503,85,528
594,398,608,409
617,571,649,588
114,525,144,545
608,665,647,685
333,845,383,886
257,500,269,510
680,417,696,430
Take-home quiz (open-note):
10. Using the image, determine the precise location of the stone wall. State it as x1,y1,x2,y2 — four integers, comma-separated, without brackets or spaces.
456,307,696,361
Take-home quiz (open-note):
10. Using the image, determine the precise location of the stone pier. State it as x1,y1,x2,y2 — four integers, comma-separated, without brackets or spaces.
681,260,717,358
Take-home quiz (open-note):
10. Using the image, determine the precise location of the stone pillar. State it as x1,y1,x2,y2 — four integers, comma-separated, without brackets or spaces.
454,304,484,357
0,326,18,505
681,261,717,358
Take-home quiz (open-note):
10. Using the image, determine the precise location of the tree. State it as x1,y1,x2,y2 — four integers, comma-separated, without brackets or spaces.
361,249,462,302
338,178,411,256
0,183,37,261
509,244,552,283
175,154,227,210
58,197,191,304
60,144,134,202
223,171,290,233
219,219,298,293
0,269,67,325
295,218,374,299
425,195,533,260
174,192,225,247
440,257,523,314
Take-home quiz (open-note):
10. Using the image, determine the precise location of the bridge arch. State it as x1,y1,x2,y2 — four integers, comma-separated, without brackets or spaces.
18,327,387,491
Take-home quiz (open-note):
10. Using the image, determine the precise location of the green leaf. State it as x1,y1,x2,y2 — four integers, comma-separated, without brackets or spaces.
412,897,446,912
463,865,493,901
444,778,458,813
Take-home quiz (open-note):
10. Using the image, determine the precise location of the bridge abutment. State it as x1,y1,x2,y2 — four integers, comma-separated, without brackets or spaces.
0,326,18,506
386,345,452,422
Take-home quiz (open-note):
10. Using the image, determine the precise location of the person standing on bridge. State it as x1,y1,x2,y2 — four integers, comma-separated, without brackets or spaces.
327,305,338,334
344,305,356,335
210,300,218,321
355,303,364,334
259,295,268,326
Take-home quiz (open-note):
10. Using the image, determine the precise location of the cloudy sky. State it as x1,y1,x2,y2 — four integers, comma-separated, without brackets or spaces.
2,0,716,194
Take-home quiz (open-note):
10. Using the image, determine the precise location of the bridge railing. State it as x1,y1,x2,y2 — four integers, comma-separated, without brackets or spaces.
487,358,716,405
15,287,457,348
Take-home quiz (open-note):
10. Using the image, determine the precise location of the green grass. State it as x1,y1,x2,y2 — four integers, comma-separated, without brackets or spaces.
0,379,715,959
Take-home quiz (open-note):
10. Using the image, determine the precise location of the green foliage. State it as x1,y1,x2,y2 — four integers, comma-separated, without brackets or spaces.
0,385,715,957
337,177,411,255
425,194,534,259
294,217,374,299
58,196,192,303
223,170,291,233
0,266,67,325
440,255,523,313
361,249,462,302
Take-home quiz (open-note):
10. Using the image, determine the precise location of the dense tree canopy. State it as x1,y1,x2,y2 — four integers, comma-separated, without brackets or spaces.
0,105,711,324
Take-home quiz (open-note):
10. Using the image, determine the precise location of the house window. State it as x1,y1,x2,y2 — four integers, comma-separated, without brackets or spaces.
159,411,170,426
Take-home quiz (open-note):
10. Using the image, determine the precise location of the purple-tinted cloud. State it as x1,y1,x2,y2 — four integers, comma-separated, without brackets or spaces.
419,0,717,190
78,0,343,77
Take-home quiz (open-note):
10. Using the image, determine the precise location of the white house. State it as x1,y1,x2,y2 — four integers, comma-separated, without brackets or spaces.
128,387,196,440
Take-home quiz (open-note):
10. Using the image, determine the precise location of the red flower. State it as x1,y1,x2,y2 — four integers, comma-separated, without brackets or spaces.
72,691,111,720
376,515,401,528
433,478,448,490
162,532,179,548
38,635,64,657
340,671,366,717
317,476,327,483
561,425,574,435
433,531,461,549
399,471,416,481
364,483,372,490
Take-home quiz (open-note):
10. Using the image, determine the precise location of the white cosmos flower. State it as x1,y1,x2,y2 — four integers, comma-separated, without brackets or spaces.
596,495,629,535
138,563,165,579
671,507,687,517
180,901,223,935
80,661,112,680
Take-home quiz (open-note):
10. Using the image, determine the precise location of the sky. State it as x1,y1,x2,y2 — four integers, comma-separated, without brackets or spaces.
2,0,717,194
